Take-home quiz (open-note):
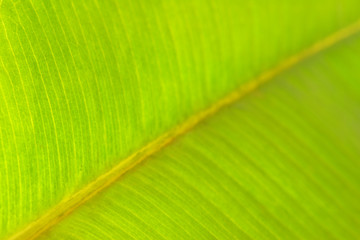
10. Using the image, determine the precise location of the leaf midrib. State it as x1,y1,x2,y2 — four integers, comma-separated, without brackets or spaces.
8,18,360,240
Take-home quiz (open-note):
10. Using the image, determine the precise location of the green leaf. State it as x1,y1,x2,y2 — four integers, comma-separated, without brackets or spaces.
1,0,360,239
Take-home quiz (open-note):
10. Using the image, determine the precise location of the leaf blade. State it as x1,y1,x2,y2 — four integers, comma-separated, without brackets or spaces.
37,31,360,239
2,0,360,239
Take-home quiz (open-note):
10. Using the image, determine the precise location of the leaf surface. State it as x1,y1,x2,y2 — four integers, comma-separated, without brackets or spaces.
1,0,360,239
37,28,360,240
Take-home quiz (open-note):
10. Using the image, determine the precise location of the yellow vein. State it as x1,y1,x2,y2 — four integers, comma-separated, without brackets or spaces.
8,18,360,240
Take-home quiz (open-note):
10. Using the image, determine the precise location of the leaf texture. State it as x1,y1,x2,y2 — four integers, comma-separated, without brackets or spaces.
40,31,360,239
1,0,360,239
